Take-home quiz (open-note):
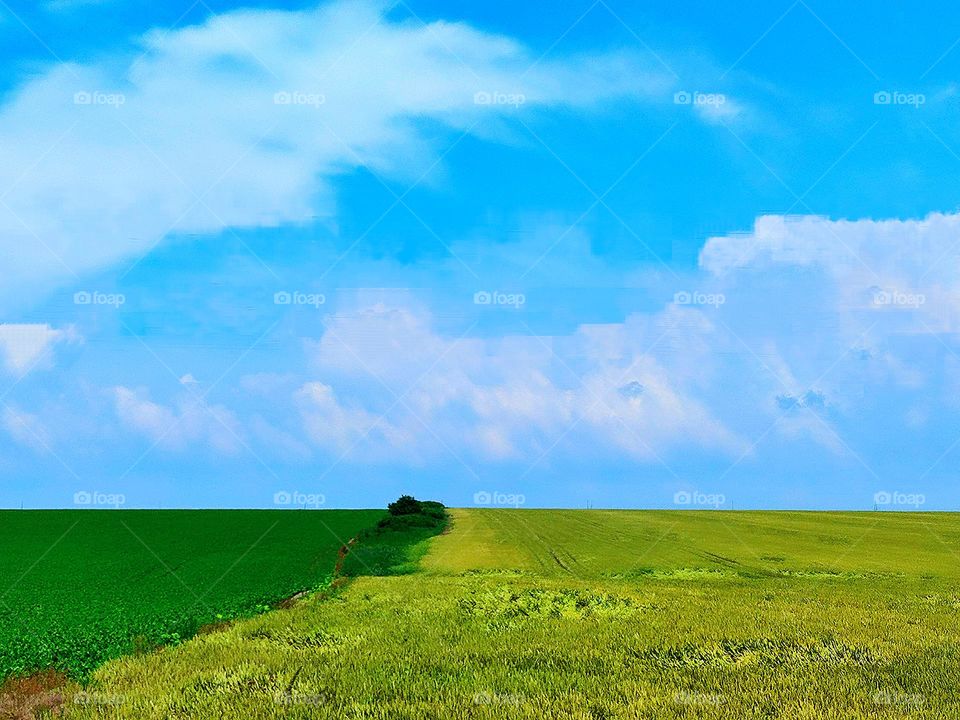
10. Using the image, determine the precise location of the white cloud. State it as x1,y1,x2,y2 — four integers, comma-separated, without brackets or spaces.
113,386,242,454
701,213,958,275
0,323,76,374
693,95,745,124
296,299,745,463
14,206,960,474
295,380,414,458
26,209,960,469
2,405,51,451
0,0,671,309
700,212,960,334
694,211,960,451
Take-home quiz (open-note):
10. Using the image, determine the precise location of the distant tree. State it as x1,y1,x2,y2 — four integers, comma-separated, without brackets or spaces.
387,495,422,516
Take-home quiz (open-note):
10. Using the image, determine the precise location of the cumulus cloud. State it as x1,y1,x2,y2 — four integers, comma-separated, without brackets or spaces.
702,212,960,345
15,207,960,478
0,0,672,309
113,386,242,454
295,300,745,463
693,211,960,451
296,380,414,457
32,208,960,470
0,323,76,374
700,213,960,335
701,212,959,275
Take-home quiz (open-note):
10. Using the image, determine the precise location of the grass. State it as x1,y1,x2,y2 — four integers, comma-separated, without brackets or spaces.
421,509,960,578
54,509,960,719
0,509,383,680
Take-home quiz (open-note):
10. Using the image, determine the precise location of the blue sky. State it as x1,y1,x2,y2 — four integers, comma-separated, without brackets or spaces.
2,0,960,510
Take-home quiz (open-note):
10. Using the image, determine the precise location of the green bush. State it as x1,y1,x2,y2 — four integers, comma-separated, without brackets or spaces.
387,495,422,516
377,497,447,533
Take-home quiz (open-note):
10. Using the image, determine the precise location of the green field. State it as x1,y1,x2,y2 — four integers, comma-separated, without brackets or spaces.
43,509,960,719
0,509,383,680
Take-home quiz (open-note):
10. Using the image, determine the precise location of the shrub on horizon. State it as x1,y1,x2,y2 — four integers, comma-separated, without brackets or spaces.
387,495,423,516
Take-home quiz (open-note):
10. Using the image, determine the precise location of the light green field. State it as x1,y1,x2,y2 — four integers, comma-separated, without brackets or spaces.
62,510,960,719
423,509,960,578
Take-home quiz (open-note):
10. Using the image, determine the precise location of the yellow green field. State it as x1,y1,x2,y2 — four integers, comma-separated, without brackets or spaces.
44,509,960,719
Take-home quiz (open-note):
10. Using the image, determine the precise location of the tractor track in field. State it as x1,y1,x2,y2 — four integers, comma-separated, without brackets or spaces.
510,513,581,575
547,548,572,572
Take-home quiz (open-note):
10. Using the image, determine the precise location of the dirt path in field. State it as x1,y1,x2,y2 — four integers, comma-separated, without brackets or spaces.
333,538,357,578
274,537,358,609
0,670,67,720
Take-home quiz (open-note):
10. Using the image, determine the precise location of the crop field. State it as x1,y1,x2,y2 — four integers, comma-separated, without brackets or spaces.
0,509,382,681
42,509,960,719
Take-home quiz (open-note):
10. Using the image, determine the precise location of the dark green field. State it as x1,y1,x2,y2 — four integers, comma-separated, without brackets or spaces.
0,510,382,679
